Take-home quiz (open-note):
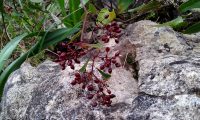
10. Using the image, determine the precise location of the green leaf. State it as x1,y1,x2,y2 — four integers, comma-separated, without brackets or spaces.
97,8,116,25
79,0,89,8
184,22,200,34
69,0,84,25
0,33,28,72
117,0,134,14
157,16,187,29
88,3,97,14
57,0,67,16
128,0,161,14
88,43,103,49
79,59,90,72
179,0,200,13
81,42,103,49
57,0,74,27
97,69,111,80
0,26,80,97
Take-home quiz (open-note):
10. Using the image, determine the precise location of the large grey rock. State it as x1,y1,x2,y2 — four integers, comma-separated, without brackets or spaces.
0,60,138,119
1,20,200,120
125,20,200,120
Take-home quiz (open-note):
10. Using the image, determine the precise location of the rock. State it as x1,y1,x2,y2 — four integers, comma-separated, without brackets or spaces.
124,20,200,120
2,20,200,120
0,60,137,119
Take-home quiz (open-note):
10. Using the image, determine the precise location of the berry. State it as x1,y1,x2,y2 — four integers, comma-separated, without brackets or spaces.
115,51,120,57
105,47,110,52
82,84,86,89
111,22,117,26
111,59,117,64
67,60,72,66
91,101,98,107
102,35,108,41
87,84,94,91
107,89,111,94
108,68,112,74
103,95,111,101
74,59,81,64
115,39,119,44
100,64,105,70
70,64,75,69
105,25,111,30
94,79,100,83
98,85,104,92
71,80,76,85
87,94,94,99
60,52,67,59
115,63,121,67
75,73,81,78
115,29,121,33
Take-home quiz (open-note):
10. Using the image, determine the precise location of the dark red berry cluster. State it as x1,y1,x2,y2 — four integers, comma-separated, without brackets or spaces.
99,47,121,74
55,21,122,107
98,21,122,44
70,47,121,107
54,42,87,70
71,71,116,107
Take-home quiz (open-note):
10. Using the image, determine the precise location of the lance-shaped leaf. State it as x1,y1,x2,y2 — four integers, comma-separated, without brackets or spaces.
117,0,134,14
0,26,80,97
184,22,200,34
179,0,200,13
79,59,90,72
0,33,28,73
157,16,187,29
97,68,111,80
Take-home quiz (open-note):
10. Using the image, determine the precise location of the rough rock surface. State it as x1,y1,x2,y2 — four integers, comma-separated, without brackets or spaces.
0,61,138,120
125,21,200,120
1,20,200,120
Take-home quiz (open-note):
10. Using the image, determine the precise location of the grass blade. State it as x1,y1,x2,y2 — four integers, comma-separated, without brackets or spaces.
0,33,28,72
179,0,200,13
97,69,111,80
0,26,80,97
69,0,83,25
128,0,160,13
117,0,134,14
184,22,200,34
157,16,187,29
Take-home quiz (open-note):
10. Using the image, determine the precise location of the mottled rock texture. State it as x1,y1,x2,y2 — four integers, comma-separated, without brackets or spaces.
1,20,200,120
125,21,200,120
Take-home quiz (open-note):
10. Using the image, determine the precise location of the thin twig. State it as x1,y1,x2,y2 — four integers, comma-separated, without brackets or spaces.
80,0,89,42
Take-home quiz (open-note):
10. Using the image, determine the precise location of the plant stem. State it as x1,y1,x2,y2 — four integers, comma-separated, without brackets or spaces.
80,0,89,42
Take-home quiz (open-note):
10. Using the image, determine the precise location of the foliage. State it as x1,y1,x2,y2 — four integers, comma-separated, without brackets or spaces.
157,16,187,29
97,8,116,25
128,0,160,14
0,27,80,97
184,22,200,34
179,0,200,13
161,0,200,33
117,0,134,14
